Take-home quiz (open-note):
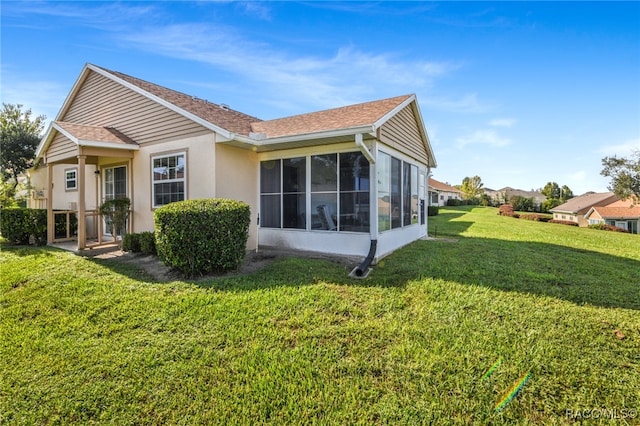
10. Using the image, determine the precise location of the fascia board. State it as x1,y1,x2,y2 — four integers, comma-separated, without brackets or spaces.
52,63,93,123
236,125,376,147
51,122,80,144
372,94,416,129
372,94,438,168
78,139,140,150
87,64,235,140
35,123,57,159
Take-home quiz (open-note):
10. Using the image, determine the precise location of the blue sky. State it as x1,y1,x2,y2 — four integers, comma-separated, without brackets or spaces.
2,1,639,194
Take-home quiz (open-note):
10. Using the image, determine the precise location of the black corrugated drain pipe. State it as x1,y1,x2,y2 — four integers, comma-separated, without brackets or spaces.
351,240,377,279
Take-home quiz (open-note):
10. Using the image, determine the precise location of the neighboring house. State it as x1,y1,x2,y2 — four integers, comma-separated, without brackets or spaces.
550,192,619,227
584,198,640,234
428,178,461,206
484,187,546,208
28,63,437,261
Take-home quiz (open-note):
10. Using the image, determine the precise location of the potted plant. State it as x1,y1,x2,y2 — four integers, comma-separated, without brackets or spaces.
99,197,130,244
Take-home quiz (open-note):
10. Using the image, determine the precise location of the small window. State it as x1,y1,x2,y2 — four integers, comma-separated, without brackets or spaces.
65,169,77,191
152,152,186,207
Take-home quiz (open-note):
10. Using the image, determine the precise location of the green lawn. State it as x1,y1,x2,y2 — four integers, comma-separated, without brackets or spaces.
1,206,639,425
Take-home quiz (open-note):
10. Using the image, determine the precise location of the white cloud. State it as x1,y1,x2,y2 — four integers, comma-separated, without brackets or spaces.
598,139,640,157
119,23,460,114
489,118,516,127
455,129,511,148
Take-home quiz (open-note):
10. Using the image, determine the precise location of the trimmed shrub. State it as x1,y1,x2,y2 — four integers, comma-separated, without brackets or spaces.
154,199,250,276
139,231,156,255
122,231,157,254
549,219,579,226
588,223,629,233
446,198,463,206
520,213,551,222
498,204,515,216
428,205,439,216
0,208,47,245
122,233,141,252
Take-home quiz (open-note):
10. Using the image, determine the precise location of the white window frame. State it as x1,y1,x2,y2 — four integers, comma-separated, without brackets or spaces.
65,168,77,191
151,151,187,208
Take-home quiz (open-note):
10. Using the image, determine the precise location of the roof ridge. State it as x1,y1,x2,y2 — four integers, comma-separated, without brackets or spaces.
91,64,262,136
258,94,413,125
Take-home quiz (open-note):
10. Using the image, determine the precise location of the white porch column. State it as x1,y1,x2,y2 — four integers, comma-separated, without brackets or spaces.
47,162,54,244
77,155,86,250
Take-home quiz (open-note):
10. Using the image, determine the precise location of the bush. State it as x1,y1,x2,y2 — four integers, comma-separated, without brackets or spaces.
520,213,551,222
428,205,439,216
154,199,250,276
588,223,629,233
0,208,47,245
54,212,77,239
549,220,579,226
122,233,141,252
122,231,157,254
446,198,462,206
498,204,515,216
139,231,156,255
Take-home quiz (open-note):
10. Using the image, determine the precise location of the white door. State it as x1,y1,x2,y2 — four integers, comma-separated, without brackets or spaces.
103,166,127,236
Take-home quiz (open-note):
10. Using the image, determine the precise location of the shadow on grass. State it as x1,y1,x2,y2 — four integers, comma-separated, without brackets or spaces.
6,204,638,310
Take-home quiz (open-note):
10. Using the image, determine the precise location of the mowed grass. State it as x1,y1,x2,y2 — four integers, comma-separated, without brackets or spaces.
1,206,639,425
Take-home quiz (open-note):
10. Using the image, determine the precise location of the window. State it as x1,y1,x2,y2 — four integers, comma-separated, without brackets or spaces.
339,152,370,232
377,152,421,232
260,160,281,228
311,154,337,231
377,152,391,232
65,168,77,191
283,157,306,229
260,152,369,233
152,152,186,207
104,166,127,200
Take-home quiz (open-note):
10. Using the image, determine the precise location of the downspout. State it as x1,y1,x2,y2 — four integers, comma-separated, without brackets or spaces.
352,136,377,278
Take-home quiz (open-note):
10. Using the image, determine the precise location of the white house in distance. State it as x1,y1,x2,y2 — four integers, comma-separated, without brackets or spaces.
29,63,437,262
428,178,462,206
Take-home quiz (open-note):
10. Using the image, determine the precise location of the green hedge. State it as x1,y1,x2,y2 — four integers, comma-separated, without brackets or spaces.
122,231,157,255
0,208,47,245
427,205,439,216
154,199,250,276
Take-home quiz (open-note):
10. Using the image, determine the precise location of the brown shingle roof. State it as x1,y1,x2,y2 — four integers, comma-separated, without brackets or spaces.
550,192,618,214
54,121,138,145
95,65,262,136
591,205,640,219
591,198,640,219
250,95,412,139
429,178,460,193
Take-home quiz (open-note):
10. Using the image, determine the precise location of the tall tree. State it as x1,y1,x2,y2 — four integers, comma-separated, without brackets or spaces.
460,175,484,200
601,151,640,201
0,104,46,191
540,181,574,212
541,182,561,199
560,185,574,201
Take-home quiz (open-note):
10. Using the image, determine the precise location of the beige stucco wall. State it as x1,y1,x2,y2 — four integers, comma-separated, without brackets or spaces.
28,163,99,211
130,133,217,233
215,144,259,250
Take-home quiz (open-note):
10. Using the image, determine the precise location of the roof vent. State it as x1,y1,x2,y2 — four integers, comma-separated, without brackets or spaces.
219,104,229,111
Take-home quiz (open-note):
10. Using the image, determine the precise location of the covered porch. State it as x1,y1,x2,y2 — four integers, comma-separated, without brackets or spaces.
35,121,139,250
